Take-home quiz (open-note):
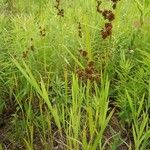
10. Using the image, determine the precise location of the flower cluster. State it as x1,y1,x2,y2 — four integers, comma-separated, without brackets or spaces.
76,49,100,82
96,0,120,39
39,26,46,37
22,38,34,59
96,0,102,13
78,22,82,38
79,49,87,58
111,0,120,9
54,0,64,17
22,50,29,58
101,23,113,39
102,10,115,22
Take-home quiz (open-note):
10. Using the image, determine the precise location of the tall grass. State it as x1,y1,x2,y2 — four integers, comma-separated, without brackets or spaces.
0,0,150,149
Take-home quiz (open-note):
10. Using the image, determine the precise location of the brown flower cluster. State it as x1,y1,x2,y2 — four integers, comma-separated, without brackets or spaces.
78,22,82,38
101,22,113,39
54,0,64,17
79,49,88,57
76,49,100,82
96,1,116,21
102,10,115,22
22,50,29,58
96,0,102,13
39,26,46,37
96,0,120,39
110,0,121,9
22,38,34,59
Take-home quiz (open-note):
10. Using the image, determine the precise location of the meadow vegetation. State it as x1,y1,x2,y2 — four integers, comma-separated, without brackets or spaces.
0,0,150,149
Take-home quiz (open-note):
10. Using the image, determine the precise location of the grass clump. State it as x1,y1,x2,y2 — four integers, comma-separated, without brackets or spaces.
0,0,150,149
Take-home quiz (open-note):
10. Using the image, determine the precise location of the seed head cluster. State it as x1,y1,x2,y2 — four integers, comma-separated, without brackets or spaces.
39,26,46,37
22,38,34,59
76,49,100,82
96,0,102,13
79,49,88,58
21,25,47,59
102,10,115,22
96,0,121,39
111,0,121,9
78,22,82,38
101,23,113,39
54,0,64,17
22,50,29,58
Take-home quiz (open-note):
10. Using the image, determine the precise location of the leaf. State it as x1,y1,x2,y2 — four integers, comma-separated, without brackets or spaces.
63,45,84,69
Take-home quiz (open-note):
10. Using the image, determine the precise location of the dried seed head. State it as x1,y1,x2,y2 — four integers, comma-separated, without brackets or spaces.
102,10,115,22
78,22,82,29
96,0,102,13
22,51,27,58
79,49,88,57
82,51,88,57
88,61,94,67
55,0,64,17
78,22,82,38
30,45,34,51
101,22,113,39
105,22,113,30
85,67,93,74
112,3,116,9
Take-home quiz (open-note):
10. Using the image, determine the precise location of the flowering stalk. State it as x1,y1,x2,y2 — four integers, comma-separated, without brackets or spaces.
96,0,121,39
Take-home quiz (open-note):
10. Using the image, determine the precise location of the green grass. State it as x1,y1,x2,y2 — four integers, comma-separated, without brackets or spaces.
0,0,150,149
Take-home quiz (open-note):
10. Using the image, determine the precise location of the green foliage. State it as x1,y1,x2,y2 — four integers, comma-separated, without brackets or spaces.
0,0,150,149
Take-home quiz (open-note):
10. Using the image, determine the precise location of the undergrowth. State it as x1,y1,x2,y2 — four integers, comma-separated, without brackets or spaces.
0,0,150,149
